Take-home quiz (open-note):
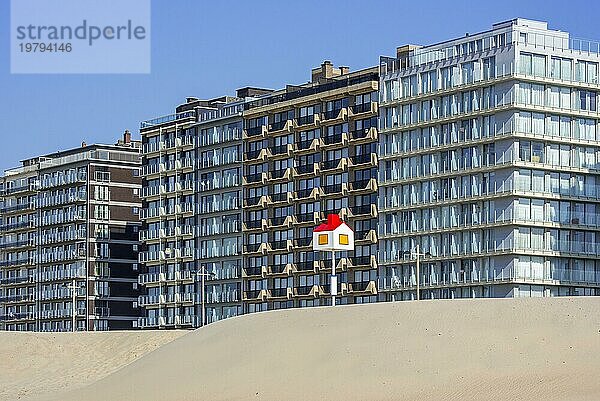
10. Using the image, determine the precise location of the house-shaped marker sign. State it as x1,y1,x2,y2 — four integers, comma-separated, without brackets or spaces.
312,214,354,252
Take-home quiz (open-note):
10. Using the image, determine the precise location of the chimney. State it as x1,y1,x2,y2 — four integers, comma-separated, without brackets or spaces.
123,129,131,144
311,60,347,83
81,141,87,148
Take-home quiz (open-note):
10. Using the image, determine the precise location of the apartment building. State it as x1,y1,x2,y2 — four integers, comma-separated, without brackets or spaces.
241,62,379,312
139,91,273,328
378,18,600,301
0,133,142,331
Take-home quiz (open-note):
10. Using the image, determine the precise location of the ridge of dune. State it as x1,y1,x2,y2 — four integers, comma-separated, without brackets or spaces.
0,330,186,401
27,297,600,401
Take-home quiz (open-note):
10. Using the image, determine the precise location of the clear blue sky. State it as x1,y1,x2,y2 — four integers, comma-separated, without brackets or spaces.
1,0,599,171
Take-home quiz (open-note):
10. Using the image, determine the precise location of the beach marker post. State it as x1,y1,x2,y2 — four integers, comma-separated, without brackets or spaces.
313,214,354,306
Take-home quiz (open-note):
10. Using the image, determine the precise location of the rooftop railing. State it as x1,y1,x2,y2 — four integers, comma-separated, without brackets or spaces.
140,110,196,129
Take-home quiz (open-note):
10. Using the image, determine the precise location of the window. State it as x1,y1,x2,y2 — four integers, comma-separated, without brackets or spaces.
95,171,110,182
520,53,546,77
94,186,109,201
95,205,109,220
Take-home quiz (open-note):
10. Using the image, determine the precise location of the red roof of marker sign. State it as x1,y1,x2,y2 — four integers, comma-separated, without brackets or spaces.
314,214,345,232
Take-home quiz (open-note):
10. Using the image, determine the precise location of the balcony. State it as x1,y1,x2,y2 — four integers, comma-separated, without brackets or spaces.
295,163,319,177
0,311,35,321
0,221,31,232
38,171,87,189
244,242,270,255
348,280,377,294
319,283,347,296
268,288,293,299
175,315,196,326
0,275,34,285
350,178,377,193
176,180,195,193
178,225,194,237
348,255,377,269
1,183,35,196
40,308,86,319
37,229,86,246
140,110,196,130
321,158,347,172
350,102,378,117
270,144,293,158
296,114,321,129
244,125,268,139
0,202,32,214
176,203,195,215
139,251,160,263
269,169,288,180
271,192,292,204
350,127,378,142
295,260,318,273
269,263,291,275
138,317,159,328
295,138,320,153
355,229,377,244
243,266,266,278
296,187,323,202
175,292,194,303
206,290,239,304
296,212,319,225
243,172,267,186
0,257,31,268
0,239,32,250
350,204,377,218
322,108,348,123
322,183,343,195
244,148,269,162
294,237,313,248
138,295,159,306
34,191,87,209
38,267,86,282
295,285,317,297
320,257,347,273
0,293,35,303
243,289,267,301
37,212,86,227
322,133,345,146
138,272,161,285
269,120,293,134
350,153,377,167
270,216,295,229
243,219,267,231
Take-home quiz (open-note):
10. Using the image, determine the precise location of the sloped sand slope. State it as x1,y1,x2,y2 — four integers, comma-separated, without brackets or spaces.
0,330,186,401
25,297,600,401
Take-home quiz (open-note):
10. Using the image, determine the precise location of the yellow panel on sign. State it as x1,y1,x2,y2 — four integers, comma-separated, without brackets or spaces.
318,234,329,245
339,234,349,245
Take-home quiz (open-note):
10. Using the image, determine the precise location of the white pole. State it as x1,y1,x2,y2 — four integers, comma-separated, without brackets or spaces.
71,278,76,332
201,268,206,327
416,244,420,301
331,250,336,307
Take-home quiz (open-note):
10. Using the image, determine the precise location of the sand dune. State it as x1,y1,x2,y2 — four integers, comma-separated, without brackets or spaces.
5,297,600,401
0,330,185,401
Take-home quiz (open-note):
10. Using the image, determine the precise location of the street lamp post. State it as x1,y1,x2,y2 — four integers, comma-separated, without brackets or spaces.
63,278,81,332
401,244,428,301
195,267,215,327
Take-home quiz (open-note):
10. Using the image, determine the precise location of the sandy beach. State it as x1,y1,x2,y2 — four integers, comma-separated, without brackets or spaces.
0,330,186,401
3,297,600,401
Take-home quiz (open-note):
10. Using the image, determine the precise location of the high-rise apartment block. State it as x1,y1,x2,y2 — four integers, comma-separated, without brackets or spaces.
138,92,270,328
241,62,379,311
0,134,141,331
378,18,600,300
